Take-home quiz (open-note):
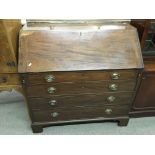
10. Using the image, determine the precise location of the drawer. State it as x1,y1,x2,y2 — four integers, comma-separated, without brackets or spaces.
32,105,130,122
0,74,20,85
26,80,136,97
26,70,138,85
28,92,134,110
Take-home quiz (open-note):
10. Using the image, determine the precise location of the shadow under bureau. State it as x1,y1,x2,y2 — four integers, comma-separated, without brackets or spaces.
18,20,144,133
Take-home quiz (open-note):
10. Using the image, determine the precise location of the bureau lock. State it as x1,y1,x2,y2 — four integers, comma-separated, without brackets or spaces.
111,72,120,80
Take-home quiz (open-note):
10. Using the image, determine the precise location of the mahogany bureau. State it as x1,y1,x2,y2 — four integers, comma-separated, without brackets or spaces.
18,20,144,133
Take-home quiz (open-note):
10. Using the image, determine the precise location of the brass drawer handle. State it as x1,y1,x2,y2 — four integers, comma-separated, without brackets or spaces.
105,108,112,114
45,74,55,82
107,96,116,102
111,72,120,80
49,100,57,106
47,87,56,94
51,112,59,117
109,83,118,91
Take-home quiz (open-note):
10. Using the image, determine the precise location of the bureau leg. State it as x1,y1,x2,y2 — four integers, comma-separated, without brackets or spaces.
31,124,43,133
118,118,129,126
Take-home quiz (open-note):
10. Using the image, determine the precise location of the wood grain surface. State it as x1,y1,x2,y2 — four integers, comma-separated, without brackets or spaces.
32,105,130,122
18,21,144,132
18,23,143,73
133,72,155,110
0,20,21,73
26,80,136,97
26,70,138,85
28,92,134,110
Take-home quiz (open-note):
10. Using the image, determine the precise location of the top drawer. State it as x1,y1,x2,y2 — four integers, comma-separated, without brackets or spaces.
26,70,138,85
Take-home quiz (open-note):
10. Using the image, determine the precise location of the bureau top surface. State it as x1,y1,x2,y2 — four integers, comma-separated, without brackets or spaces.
18,23,143,73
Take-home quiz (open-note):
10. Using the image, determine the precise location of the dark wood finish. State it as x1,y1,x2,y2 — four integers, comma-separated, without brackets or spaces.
18,23,143,73
133,72,155,109
131,58,155,116
130,58,155,117
26,70,138,85
31,124,43,133
130,20,155,117
130,98,155,117
26,80,136,97
19,21,143,133
143,56,155,62
131,19,151,49
118,117,129,126
131,19,155,55
32,105,130,122
28,92,134,110
130,109,155,118
31,116,129,133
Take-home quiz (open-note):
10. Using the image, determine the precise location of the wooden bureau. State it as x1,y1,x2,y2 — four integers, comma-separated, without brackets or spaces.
18,20,144,133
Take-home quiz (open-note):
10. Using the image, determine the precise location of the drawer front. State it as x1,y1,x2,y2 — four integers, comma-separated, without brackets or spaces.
26,70,138,85
28,92,134,110
32,105,130,122
26,80,136,97
0,74,20,85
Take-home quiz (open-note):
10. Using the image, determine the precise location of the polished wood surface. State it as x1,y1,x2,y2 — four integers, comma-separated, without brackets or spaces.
130,20,155,117
31,116,130,133
130,109,155,118
26,70,138,85
18,23,143,73
26,80,136,97
132,71,155,109
32,105,130,122
130,57,155,117
19,21,143,132
28,92,134,110
23,68,140,132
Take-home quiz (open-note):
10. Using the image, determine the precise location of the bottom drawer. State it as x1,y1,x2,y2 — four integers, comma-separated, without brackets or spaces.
32,105,130,122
